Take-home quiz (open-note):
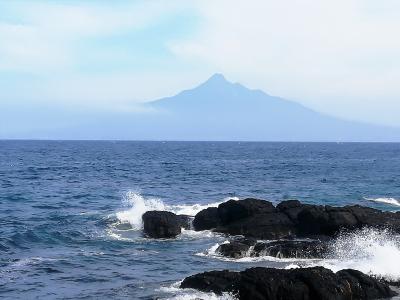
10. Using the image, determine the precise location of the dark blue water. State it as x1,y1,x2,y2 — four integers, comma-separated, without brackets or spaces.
1,141,400,299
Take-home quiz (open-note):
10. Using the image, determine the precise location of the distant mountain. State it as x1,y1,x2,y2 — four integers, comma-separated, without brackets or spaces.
8,73,399,141
122,73,399,141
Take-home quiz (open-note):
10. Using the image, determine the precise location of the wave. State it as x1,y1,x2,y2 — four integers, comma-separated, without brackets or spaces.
364,197,400,207
159,281,236,300
281,228,400,282
115,192,165,230
316,228,400,281
199,228,400,282
115,191,238,231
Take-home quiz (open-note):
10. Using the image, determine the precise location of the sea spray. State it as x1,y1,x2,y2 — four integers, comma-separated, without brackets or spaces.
116,191,165,230
115,192,239,230
364,197,400,207
318,228,400,281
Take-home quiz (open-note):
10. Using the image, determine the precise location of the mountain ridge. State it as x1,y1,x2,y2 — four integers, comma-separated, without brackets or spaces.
135,73,400,142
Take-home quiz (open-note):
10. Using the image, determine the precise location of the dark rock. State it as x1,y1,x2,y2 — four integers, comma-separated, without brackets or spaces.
216,238,257,258
142,211,181,238
217,212,295,239
193,198,400,239
176,214,192,230
297,206,360,236
337,269,396,299
180,270,241,294
217,239,328,259
181,266,397,300
252,240,328,259
348,205,400,229
192,207,221,231
217,242,251,259
277,200,309,222
217,198,276,225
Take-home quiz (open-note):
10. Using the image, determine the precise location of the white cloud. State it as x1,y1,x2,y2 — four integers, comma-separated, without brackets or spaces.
170,0,400,125
1,0,400,127
0,1,188,73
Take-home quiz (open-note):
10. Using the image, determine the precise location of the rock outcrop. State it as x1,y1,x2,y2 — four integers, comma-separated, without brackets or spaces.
181,266,397,300
192,198,400,239
142,211,191,238
216,238,328,259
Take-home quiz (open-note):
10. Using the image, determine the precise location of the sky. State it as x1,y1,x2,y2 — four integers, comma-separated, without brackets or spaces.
1,0,400,138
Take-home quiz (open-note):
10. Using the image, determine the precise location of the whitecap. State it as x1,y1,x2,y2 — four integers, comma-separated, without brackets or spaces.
115,191,165,230
309,228,400,281
364,197,400,207
114,191,238,231
159,281,236,300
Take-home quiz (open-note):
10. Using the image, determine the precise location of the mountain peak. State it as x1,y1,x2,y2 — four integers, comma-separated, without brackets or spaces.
203,73,229,85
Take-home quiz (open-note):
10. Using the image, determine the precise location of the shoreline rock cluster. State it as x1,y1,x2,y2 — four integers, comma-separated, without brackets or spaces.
193,198,400,239
142,198,400,299
216,238,328,259
180,266,397,300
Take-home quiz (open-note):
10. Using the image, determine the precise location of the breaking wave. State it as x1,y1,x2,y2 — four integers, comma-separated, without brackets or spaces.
159,281,236,300
317,228,400,281
364,197,400,207
115,191,238,230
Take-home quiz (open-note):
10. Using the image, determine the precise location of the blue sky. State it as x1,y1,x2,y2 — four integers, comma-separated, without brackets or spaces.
1,0,400,138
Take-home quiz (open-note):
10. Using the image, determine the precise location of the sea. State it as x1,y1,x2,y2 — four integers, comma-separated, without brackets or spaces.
1,141,400,299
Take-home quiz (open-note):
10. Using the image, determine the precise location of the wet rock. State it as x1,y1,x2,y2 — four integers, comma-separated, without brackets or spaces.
217,239,328,259
181,266,397,300
142,211,181,238
217,198,276,225
216,212,295,239
176,214,192,230
252,240,328,259
181,269,241,294
216,238,257,258
217,242,251,259
193,198,400,239
192,207,221,231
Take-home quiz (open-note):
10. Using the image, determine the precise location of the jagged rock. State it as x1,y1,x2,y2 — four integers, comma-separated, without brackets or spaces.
217,198,276,225
176,214,192,230
142,211,182,238
252,240,328,259
216,238,257,258
216,212,295,239
181,266,397,300
193,198,400,239
192,207,221,230
217,239,328,259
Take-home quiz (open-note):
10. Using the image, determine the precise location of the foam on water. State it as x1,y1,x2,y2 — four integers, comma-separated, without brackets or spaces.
115,191,238,230
317,228,400,281
280,228,400,281
116,191,165,230
199,229,400,282
365,197,400,207
159,281,236,300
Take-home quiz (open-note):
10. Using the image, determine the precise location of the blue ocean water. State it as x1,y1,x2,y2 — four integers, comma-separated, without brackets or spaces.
1,141,400,299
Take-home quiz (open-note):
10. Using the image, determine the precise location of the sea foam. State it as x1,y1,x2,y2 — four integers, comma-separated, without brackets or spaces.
115,191,238,230
318,228,400,281
364,197,400,207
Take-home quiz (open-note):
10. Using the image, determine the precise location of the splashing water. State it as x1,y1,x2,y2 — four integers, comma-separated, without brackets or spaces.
116,191,165,230
115,192,238,230
159,281,236,300
317,228,400,281
364,197,400,207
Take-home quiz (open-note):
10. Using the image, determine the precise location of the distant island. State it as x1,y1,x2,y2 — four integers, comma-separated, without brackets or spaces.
129,73,400,142
5,73,400,141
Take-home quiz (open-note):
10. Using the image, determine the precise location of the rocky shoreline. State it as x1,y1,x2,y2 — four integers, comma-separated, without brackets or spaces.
142,198,400,299
180,266,396,300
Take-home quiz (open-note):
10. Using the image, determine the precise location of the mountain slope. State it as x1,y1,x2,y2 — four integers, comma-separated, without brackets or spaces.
128,73,399,141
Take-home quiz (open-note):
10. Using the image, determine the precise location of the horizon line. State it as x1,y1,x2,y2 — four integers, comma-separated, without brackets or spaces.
1,138,400,144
